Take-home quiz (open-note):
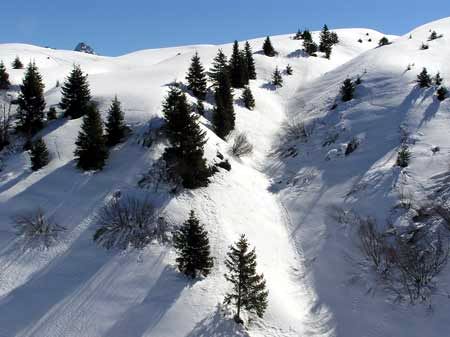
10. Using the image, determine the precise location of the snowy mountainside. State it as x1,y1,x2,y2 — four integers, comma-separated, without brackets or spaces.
0,18,448,337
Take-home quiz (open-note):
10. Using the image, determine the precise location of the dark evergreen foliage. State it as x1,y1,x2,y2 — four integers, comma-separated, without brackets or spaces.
213,72,235,139
272,67,283,87
162,86,211,188
16,62,46,137
378,37,390,46
224,234,269,323
396,146,411,168
244,42,257,80
302,29,312,41
303,33,318,56
74,103,108,171
293,29,303,40
47,107,57,120
319,25,338,59
186,52,208,100
30,138,49,171
208,49,229,86
434,73,443,86
195,98,205,115
0,61,11,90
417,68,432,88
340,78,355,102
262,36,277,57
173,210,214,278
12,56,24,69
285,64,293,75
60,65,92,119
105,96,127,146
241,86,255,110
229,41,247,88
437,86,448,101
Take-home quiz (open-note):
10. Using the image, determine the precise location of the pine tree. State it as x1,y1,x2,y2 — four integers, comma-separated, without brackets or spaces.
302,29,312,41
105,96,126,146
437,86,448,101
242,86,255,110
229,41,246,88
396,146,411,168
186,52,208,100
293,29,303,40
378,37,390,47
340,78,355,102
224,234,268,323
16,62,46,137
303,31,318,56
319,24,331,52
30,138,49,171
162,86,211,188
47,107,57,120
213,72,235,139
285,64,293,75
262,36,276,57
434,72,443,86
173,210,214,278
12,56,24,69
417,68,432,88
74,103,108,171
244,42,257,80
60,65,92,119
195,98,205,115
272,67,283,87
0,61,11,90
208,49,229,86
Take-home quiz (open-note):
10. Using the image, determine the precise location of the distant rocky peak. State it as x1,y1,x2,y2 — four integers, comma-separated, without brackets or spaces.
74,42,95,55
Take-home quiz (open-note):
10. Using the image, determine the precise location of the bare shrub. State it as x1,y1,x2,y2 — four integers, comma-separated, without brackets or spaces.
358,219,389,271
138,159,182,192
0,103,12,150
93,196,169,250
230,133,253,158
281,117,312,142
13,208,66,249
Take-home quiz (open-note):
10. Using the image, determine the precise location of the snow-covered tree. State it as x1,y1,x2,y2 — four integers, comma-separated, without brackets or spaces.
173,210,214,278
30,138,49,171
340,78,355,102
396,146,411,168
60,65,92,119
186,52,208,100
12,56,24,69
105,96,127,146
416,68,432,88
224,234,268,323
241,86,255,110
262,36,277,57
272,67,283,87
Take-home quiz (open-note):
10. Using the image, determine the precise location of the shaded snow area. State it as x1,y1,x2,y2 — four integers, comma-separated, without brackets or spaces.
0,17,449,337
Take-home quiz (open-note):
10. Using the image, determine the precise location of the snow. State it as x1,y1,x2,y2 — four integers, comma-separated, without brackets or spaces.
0,17,449,337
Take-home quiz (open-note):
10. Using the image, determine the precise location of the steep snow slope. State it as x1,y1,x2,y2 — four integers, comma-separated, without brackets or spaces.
3,21,443,337
270,17,450,337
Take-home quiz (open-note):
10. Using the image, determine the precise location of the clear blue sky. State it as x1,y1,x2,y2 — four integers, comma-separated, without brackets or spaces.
1,0,448,56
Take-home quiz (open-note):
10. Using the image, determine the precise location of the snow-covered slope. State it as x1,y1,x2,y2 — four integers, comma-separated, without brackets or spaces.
0,18,448,337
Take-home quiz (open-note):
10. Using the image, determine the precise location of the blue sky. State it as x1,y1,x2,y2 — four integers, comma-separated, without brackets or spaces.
1,0,448,56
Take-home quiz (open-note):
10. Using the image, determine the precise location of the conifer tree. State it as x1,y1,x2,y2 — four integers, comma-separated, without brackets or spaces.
224,234,268,323
229,41,246,88
74,103,108,171
0,61,11,90
208,49,229,86
262,36,276,57
12,56,24,69
173,210,214,278
186,52,208,100
213,72,235,139
303,31,318,56
105,96,126,146
272,67,283,87
434,72,443,86
242,86,255,110
285,64,293,75
60,65,92,119
340,78,355,102
378,37,390,47
244,41,257,80
47,107,57,120
396,146,411,168
302,29,312,41
293,29,303,40
319,24,331,52
30,138,49,171
437,86,448,101
16,62,46,137
162,86,211,188
195,98,205,115
417,68,432,88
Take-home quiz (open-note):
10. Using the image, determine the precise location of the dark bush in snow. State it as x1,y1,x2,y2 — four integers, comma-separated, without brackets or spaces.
378,37,390,46
396,146,411,168
230,133,253,158
420,43,429,50
345,137,359,156
13,208,66,249
437,86,448,101
93,196,170,250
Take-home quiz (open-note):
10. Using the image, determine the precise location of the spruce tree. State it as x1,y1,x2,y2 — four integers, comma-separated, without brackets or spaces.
302,29,312,41
0,61,11,90
319,24,331,52
396,146,411,168
208,49,229,86
378,37,390,47
173,210,214,278
105,96,126,146
244,41,257,80
224,234,268,323
162,86,211,188
285,64,293,75
60,65,92,119
16,62,46,137
272,67,283,87
30,138,49,171
417,68,432,88
186,52,208,100
293,29,303,40
437,86,448,101
242,86,255,110
213,72,235,139
434,72,443,86
303,32,318,56
12,56,24,69
74,103,108,171
262,36,276,57
340,78,355,102
229,41,246,88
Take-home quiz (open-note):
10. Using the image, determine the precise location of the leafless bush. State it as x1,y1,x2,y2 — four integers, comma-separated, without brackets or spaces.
93,196,170,250
0,103,12,150
13,208,66,249
138,159,182,192
282,117,312,142
358,219,390,271
230,133,253,158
